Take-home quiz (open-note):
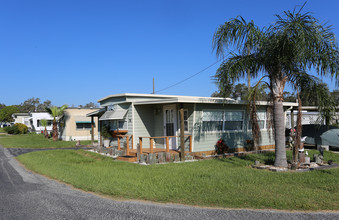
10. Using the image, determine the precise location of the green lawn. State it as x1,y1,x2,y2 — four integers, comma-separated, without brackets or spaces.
0,127,6,133
17,149,339,210
0,133,92,148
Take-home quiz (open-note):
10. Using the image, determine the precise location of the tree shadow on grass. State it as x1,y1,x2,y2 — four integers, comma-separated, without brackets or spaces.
216,151,276,166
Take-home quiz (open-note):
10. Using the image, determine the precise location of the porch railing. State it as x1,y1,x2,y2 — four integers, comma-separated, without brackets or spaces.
116,134,133,155
138,135,192,155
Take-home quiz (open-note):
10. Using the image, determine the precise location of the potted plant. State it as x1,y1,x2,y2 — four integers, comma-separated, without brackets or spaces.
101,124,111,148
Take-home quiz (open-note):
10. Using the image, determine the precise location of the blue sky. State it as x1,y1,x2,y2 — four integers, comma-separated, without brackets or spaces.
1,0,338,106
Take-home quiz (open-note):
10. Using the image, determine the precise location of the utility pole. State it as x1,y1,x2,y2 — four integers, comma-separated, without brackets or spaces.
153,78,155,94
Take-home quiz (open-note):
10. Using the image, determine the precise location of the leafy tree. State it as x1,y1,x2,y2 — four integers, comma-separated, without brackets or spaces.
84,102,98,108
331,89,339,104
233,83,249,100
211,80,234,98
0,106,19,122
283,91,296,102
46,105,68,141
0,103,6,111
37,100,52,112
213,6,339,167
212,82,269,101
18,98,40,112
17,98,52,112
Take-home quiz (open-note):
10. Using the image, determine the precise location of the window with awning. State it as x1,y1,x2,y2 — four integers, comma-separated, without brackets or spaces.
99,109,128,121
99,109,128,130
75,116,95,130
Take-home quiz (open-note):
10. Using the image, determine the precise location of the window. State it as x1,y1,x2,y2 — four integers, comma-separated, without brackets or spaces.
224,111,244,130
178,109,189,132
76,122,94,130
248,111,266,130
202,110,224,131
37,120,53,127
202,110,244,131
109,120,128,130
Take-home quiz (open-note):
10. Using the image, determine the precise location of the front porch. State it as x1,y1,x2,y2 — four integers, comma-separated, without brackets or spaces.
113,134,193,163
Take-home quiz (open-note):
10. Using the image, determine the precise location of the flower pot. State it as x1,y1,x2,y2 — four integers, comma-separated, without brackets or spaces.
103,139,110,148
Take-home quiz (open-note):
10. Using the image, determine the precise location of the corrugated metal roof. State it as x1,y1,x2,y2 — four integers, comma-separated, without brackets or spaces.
99,109,127,121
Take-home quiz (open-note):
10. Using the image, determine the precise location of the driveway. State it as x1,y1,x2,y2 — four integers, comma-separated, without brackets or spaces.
1,146,338,219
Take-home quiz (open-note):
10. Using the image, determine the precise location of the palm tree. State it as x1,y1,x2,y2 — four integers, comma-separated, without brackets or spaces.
46,105,68,141
213,7,339,167
213,16,262,91
40,119,49,138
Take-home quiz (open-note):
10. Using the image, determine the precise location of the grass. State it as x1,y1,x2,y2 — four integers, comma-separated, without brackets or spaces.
0,127,6,133
17,149,339,211
0,133,92,148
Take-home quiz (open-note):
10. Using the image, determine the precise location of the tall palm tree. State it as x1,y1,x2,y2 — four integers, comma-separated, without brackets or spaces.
213,7,339,167
46,105,68,141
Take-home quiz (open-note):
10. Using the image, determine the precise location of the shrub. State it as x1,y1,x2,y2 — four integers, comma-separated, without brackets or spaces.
4,123,28,134
215,139,229,154
15,123,28,134
4,125,19,134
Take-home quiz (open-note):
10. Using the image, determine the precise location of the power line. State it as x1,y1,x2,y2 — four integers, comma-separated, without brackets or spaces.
155,59,223,93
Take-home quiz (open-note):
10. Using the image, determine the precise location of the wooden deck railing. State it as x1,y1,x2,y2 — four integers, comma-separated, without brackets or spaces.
138,135,192,155
116,134,133,155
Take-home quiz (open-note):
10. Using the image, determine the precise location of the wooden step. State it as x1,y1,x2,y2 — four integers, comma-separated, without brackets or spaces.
117,155,137,162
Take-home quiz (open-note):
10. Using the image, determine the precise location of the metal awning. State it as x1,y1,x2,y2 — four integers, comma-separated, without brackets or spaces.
86,108,106,117
99,109,128,121
75,116,92,123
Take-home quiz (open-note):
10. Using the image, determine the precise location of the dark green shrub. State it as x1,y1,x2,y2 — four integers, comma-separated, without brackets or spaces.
4,123,28,134
5,125,19,134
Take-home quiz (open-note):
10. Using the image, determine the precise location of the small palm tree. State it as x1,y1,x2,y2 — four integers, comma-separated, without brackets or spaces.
213,6,339,167
46,105,68,141
40,119,49,138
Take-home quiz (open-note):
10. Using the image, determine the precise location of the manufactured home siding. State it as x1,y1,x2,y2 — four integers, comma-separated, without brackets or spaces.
60,108,99,141
153,105,164,146
133,105,155,147
193,103,274,152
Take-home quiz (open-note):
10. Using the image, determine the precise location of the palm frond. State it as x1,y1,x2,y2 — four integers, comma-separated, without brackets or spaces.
212,16,263,58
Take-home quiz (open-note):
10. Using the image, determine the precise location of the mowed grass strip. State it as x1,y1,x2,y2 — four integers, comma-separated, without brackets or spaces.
17,149,339,210
0,133,92,148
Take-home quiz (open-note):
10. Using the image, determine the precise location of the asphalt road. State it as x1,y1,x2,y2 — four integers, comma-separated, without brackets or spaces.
1,146,339,220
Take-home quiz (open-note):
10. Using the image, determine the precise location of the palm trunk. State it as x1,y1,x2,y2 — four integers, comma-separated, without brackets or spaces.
52,120,58,141
273,99,288,167
44,127,48,138
271,75,288,167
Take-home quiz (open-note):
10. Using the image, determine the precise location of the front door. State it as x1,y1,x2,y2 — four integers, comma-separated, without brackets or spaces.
163,105,177,149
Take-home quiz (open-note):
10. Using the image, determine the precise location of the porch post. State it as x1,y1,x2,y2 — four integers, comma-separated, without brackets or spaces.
117,136,121,150
189,135,192,152
91,116,94,147
139,137,143,154
179,104,185,161
126,136,129,155
131,135,134,150
150,138,153,153
166,137,169,152
99,120,102,147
